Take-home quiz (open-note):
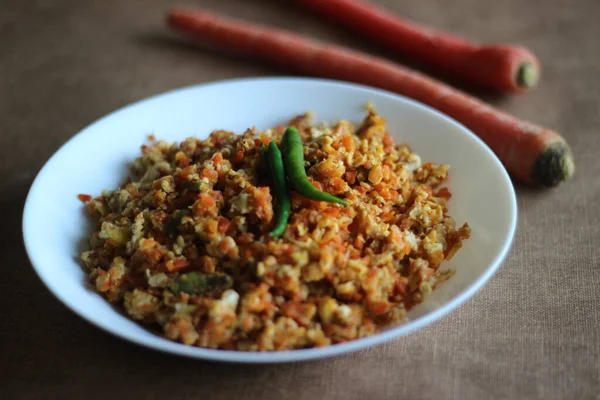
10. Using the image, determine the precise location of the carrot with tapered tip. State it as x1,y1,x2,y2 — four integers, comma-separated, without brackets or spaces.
294,0,540,93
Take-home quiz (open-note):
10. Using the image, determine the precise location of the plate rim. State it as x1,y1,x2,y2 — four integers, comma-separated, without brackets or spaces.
22,76,518,363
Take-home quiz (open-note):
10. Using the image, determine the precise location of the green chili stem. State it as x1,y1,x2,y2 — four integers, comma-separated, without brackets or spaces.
281,127,349,206
266,142,291,237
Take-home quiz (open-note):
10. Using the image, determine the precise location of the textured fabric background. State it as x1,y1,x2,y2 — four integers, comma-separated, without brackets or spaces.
1,0,599,399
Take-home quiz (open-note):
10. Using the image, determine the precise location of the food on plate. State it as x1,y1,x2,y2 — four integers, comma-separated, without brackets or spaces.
168,8,574,187
79,109,470,351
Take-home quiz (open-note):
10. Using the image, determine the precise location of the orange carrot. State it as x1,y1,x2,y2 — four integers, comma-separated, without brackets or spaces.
165,258,192,272
294,0,540,93
167,9,574,187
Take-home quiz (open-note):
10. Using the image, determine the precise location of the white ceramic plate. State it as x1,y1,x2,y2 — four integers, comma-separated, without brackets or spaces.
23,77,517,363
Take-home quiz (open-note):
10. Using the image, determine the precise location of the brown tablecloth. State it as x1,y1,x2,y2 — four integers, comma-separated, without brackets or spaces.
2,0,599,398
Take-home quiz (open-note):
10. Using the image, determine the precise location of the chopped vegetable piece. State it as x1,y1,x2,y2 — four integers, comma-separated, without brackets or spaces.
182,181,205,192
78,194,92,202
166,210,186,238
170,272,233,294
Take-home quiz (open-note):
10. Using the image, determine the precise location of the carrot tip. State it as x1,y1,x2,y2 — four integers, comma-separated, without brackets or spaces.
516,62,539,89
532,142,575,187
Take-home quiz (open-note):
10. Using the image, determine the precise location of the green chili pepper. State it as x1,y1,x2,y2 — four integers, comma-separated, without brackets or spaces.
266,142,291,237
281,127,349,206
170,272,233,295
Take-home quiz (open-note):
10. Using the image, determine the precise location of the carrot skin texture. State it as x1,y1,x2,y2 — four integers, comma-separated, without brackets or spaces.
293,0,540,93
167,10,573,186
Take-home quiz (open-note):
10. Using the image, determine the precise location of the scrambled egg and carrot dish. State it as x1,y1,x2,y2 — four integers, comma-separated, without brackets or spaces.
80,110,470,351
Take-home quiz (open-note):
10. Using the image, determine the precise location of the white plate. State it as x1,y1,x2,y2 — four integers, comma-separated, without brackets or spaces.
22,77,517,363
